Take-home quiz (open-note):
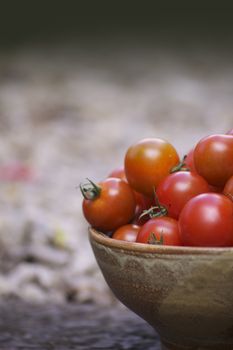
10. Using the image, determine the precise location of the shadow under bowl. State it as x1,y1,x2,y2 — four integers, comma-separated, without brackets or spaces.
89,227,233,350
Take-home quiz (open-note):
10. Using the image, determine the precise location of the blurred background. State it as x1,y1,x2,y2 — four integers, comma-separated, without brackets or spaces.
0,2,232,305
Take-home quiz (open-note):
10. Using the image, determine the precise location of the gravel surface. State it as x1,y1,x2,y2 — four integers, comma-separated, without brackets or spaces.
0,43,232,304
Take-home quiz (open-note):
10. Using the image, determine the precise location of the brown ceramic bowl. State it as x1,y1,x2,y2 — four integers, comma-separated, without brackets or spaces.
89,227,233,350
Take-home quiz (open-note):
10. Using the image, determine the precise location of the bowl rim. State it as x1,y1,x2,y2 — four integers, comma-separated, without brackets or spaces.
89,227,233,255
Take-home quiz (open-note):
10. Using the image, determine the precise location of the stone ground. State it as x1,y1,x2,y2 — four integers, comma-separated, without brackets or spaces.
0,298,158,350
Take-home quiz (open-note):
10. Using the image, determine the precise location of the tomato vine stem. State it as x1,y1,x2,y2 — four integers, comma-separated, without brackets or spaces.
139,189,167,220
170,155,190,173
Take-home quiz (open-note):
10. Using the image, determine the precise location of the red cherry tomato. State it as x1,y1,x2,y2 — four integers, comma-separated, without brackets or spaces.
136,217,181,246
179,193,233,247
194,134,233,187
81,178,136,232
156,171,210,219
223,175,233,200
112,224,140,242
125,138,180,197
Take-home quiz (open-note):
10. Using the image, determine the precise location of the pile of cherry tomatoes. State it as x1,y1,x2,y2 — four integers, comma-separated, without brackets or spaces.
81,130,233,247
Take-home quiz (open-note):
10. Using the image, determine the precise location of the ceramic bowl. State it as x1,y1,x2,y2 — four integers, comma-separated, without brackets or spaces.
89,227,233,350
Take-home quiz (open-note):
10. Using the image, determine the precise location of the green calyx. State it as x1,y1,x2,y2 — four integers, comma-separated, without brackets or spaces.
139,188,168,220
79,178,101,200
170,155,190,173
139,205,167,220
147,232,164,245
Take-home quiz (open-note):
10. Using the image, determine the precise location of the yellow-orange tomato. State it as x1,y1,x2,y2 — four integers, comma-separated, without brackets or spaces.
124,138,180,197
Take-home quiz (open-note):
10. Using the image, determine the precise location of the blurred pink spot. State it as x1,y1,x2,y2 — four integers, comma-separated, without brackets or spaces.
0,163,35,182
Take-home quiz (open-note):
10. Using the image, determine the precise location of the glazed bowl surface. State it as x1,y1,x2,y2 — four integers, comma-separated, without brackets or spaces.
89,227,233,350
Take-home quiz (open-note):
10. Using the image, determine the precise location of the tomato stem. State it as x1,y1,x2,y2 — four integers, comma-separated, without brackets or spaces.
148,232,164,245
139,190,168,219
80,178,101,200
139,206,167,220
153,187,162,210
170,155,189,173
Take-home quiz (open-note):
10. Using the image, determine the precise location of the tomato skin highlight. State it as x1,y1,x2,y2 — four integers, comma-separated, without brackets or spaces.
112,224,140,242
179,193,233,247
156,171,211,219
136,217,181,246
125,138,180,197
82,178,136,232
194,134,233,187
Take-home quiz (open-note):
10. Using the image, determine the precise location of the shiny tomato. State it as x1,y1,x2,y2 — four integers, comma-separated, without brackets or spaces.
194,134,233,187
81,178,136,232
184,150,221,192
136,217,181,246
124,138,180,197
156,171,210,219
223,175,233,200
112,224,140,242
179,193,233,247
